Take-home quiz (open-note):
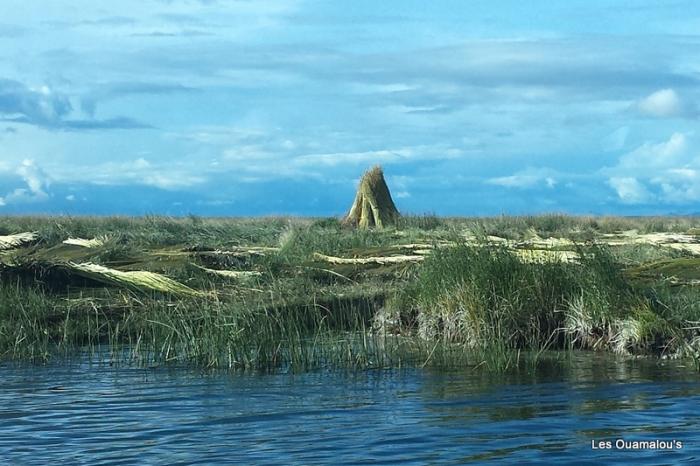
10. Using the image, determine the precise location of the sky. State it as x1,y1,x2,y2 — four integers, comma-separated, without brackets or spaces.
1,1,700,216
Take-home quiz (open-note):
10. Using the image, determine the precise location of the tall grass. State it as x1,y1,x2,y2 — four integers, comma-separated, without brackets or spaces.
0,282,420,372
382,241,695,369
0,215,303,249
2,214,700,373
467,214,700,240
417,243,590,349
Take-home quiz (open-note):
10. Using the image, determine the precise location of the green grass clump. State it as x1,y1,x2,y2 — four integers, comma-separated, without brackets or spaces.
415,244,628,346
383,241,692,368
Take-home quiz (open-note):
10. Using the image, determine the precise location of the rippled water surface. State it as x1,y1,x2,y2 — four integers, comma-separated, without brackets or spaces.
2,353,700,465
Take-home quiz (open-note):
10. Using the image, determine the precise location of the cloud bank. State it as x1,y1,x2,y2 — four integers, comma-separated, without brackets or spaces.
1,1,700,215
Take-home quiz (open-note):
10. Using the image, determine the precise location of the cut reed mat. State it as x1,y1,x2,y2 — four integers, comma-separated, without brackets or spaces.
63,237,107,248
191,263,262,279
0,232,39,250
67,262,206,297
313,252,425,265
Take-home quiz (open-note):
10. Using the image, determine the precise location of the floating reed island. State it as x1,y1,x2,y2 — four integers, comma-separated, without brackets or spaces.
2,168,700,372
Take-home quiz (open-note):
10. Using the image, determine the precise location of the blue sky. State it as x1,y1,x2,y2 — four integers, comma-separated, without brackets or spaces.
1,1,700,216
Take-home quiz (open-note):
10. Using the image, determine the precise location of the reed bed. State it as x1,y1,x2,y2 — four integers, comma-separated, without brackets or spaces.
1,214,700,373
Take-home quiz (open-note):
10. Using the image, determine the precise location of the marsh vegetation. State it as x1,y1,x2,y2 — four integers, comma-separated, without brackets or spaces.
1,214,700,372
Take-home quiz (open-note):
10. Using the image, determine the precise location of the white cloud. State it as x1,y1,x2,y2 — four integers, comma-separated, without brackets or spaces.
0,80,72,127
650,168,700,203
141,173,205,189
133,157,150,169
350,83,418,94
0,159,51,206
488,174,540,188
295,149,412,167
655,180,700,203
281,139,296,150
608,177,652,204
637,89,683,117
294,146,463,168
216,140,467,182
617,132,686,170
17,159,49,197
604,132,700,204
50,158,206,190
66,194,76,201
487,168,557,189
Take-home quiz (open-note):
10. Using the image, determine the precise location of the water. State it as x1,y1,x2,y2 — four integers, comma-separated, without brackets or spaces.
1,353,699,465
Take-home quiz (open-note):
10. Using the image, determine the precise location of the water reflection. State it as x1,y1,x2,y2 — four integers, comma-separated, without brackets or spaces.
1,353,699,464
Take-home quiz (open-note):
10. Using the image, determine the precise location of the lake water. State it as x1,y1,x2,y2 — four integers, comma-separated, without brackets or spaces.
1,353,699,465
